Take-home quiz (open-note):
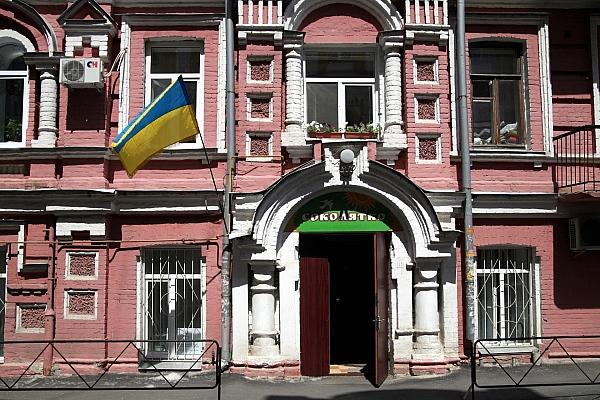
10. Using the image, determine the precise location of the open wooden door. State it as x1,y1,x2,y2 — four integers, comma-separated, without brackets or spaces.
300,256,330,376
373,232,389,386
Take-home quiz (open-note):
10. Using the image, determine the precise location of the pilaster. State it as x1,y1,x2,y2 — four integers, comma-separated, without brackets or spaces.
249,261,280,357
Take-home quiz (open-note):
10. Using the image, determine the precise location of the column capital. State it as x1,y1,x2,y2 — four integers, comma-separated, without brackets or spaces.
378,30,405,50
283,30,306,50
23,53,62,74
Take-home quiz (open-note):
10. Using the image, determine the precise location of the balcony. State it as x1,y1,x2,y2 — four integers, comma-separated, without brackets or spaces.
553,125,600,198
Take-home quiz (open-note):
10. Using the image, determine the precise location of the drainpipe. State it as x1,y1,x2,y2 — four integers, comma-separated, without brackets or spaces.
221,0,236,367
456,0,476,343
43,224,56,376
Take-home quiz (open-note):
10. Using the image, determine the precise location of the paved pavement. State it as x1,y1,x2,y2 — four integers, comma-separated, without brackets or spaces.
1,362,600,400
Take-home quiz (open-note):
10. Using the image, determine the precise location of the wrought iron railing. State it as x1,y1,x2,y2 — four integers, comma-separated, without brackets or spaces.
553,125,600,193
0,339,221,399
470,335,600,400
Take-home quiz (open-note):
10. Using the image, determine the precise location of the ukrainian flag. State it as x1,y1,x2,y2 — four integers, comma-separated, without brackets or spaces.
111,76,199,176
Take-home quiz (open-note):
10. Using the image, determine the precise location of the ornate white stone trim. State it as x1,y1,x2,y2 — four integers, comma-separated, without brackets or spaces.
117,20,131,133
56,218,106,241
283,0,404,31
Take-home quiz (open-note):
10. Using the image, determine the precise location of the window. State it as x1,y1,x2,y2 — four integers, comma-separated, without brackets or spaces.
145,42,204,147
141,247,204,361
476,247,536,344
470,43,525,147
0,40,27,146
305,52,376,131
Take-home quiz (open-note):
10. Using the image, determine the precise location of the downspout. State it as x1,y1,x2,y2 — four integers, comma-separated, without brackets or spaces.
456,0,476,343
43,224,56,376
221,0,236,367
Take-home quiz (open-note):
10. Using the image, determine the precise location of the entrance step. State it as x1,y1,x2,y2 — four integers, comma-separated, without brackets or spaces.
329,364,364,376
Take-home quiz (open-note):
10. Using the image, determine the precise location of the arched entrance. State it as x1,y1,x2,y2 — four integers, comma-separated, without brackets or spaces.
286,192,400,384
230,157,459,380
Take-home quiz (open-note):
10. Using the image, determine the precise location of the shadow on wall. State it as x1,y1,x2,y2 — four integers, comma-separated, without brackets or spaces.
265,388,543,400
553,220,600,309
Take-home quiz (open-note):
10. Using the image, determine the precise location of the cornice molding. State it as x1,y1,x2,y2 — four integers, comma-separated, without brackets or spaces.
120,13,224,26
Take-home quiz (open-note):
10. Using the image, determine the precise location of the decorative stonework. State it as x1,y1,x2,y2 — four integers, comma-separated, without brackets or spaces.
249,59,272,82
415,96,439,122
419,138,437,160
66,252,98,279
250,136,270,156
249,96,272,120
18,304,45,332
416,61,436,82
418,99,436,120
65,291,97,320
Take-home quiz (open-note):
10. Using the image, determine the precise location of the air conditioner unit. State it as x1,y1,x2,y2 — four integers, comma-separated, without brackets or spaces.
569,217,600,250
59,58,103,88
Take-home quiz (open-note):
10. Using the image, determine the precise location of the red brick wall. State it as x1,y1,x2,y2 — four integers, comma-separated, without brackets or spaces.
299,4,382,44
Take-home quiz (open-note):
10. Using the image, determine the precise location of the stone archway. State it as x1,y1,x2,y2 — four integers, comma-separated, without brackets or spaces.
230,155,459,373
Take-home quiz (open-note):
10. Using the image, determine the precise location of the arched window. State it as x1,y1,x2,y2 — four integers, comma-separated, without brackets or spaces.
0,38,28,146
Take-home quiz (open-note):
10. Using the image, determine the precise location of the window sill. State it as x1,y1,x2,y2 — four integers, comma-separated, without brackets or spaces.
451,149,551,164
477,344,536,355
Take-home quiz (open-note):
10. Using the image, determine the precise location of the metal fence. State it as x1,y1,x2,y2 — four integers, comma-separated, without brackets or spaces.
553,125,600,193
471,335,600,400
0,339,221,399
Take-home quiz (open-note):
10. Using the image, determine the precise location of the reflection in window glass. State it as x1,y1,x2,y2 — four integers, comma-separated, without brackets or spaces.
306,83,338,129
0,41,26,144
345,86,372,126
151,48,201,74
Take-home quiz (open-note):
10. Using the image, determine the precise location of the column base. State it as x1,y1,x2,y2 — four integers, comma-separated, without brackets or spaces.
249,344,279,357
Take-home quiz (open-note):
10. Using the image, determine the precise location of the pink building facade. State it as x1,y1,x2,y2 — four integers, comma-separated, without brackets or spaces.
0,0,599,380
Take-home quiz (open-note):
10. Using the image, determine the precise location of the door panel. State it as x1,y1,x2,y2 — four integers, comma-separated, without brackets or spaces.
300,256,330,377
374,232,389,387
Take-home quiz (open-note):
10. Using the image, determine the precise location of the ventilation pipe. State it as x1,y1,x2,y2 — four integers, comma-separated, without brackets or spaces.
456,0,476,343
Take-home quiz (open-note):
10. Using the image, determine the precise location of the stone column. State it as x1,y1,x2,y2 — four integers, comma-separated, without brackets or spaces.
249,262,279,357
32,69,58,147
283,31,305,147
413,261,443,361
383,48,404,143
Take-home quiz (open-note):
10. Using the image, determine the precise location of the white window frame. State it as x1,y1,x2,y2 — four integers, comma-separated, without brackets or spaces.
247,56,274,84
414,94,441,124
144,40,205,149
474,246,539,348
413,56,439,85
139,247,207,362
416,133,442,164
246,131,273,161
64,290,98,320
0,31,33,149
65,251,99,280
304,49,379,132
16,303,46,333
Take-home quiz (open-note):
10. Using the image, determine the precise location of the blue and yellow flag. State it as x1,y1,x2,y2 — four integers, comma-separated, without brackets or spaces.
111,76,199,176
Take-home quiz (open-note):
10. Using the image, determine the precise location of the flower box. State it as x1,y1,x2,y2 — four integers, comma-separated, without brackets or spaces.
307,131,344,138
344,131,378,139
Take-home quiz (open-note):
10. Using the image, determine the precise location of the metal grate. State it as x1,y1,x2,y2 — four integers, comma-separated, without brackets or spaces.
476,247,534,344
141,247,204,361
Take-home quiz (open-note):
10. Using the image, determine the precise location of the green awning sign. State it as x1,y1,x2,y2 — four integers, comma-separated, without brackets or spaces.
285,192,402,233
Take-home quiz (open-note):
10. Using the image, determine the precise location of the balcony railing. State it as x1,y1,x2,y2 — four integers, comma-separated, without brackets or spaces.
553,125,600,194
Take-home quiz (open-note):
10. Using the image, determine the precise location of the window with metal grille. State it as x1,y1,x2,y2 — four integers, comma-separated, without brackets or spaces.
141,247,204,361
476,247,535,344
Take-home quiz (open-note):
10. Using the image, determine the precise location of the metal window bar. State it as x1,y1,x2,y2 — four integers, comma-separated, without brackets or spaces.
476,247,533,346
142,247,203,362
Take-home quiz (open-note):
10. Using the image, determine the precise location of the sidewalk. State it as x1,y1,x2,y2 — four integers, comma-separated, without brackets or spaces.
0,363,600,400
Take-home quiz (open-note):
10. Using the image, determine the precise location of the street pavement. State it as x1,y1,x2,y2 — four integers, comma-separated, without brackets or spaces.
0,362,600,400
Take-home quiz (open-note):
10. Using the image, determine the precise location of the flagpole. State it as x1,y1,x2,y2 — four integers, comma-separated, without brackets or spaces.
221,0,236,368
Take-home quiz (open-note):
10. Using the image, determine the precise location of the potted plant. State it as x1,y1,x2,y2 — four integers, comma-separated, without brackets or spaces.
306,121,342,138
343,123,380,139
